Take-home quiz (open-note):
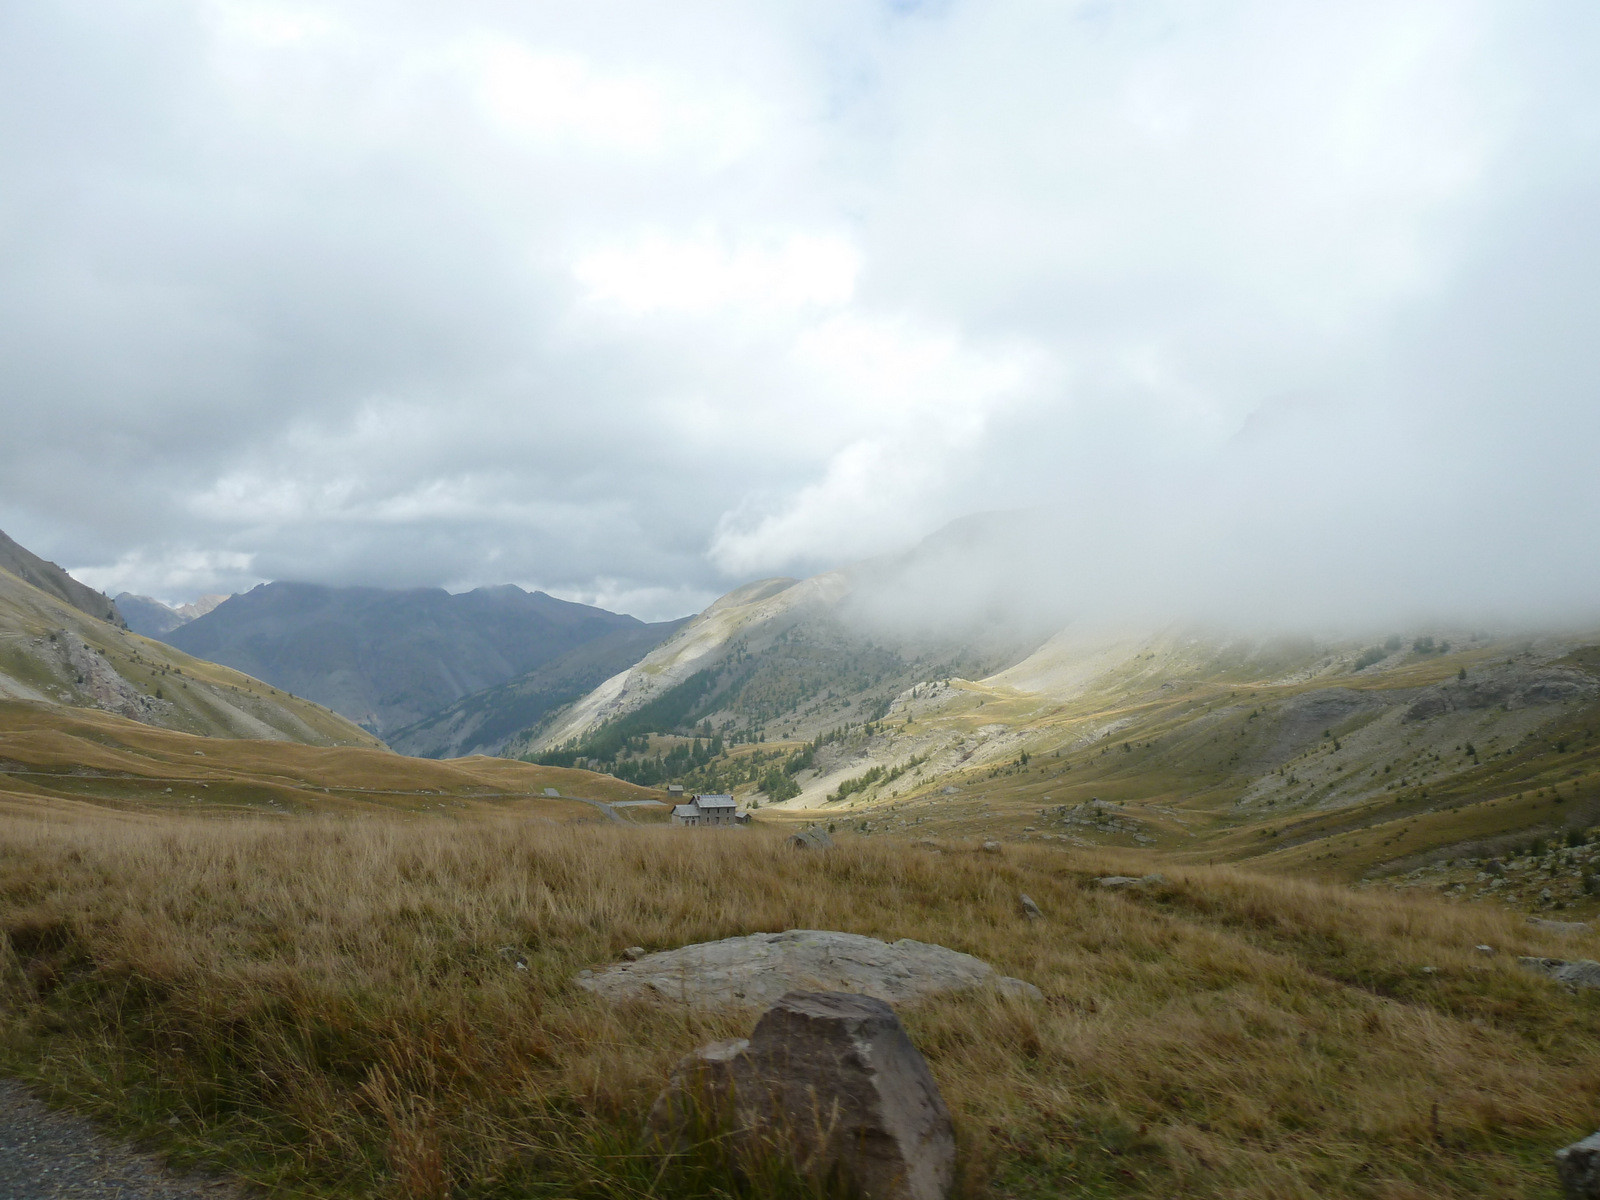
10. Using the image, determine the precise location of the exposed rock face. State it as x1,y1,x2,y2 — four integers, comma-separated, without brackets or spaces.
577,930,1042,1008
788,828,833,850
1519,957,1600,990
1557,1131,1600,1198
648,991,955,1200
1403,665,1598,722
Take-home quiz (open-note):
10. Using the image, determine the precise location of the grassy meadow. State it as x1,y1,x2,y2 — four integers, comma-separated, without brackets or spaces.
2,801,1598,1199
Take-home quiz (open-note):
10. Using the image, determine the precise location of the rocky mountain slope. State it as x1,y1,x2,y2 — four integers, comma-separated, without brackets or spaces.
752,624,1600,896
0,529,124,628
387,618,689,759
0,553,378,748
163,581,668,738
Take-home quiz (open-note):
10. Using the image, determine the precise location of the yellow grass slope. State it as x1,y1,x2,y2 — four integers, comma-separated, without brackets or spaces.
0,700,670,819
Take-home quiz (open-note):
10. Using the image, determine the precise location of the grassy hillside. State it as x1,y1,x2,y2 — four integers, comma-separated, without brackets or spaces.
0,565,380,747
0,528,125,628
1,809,1596,1199
0,701,670,819
653,626,1598,897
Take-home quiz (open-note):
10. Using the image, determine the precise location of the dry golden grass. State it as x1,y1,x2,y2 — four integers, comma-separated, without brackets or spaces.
0,701,669,818
1,804,1597,1199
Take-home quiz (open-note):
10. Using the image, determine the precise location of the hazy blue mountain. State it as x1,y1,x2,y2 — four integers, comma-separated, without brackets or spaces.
165,581,661,736
116,593,188,637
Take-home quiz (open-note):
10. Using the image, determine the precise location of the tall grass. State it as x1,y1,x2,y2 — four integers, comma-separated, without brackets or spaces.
1,807,1597,1198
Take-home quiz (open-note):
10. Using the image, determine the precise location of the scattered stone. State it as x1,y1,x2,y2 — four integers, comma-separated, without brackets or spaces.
981,841,1001,853
787,828,833,850
1529,917,1592,935
1557,1130,1600,1198
1475,944,1496,956
940,786,959,795
1519,957,1600,990
622,946,646,961
1421,966,1437,974
1096,873,1166,890
578,929,1042,1008
648,991,955,1200
1019,894,1043,921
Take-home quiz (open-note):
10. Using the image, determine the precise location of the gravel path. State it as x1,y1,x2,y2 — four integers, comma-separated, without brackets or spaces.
0,1081,242,1199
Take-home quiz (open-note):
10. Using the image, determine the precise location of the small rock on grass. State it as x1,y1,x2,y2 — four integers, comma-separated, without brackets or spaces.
1019,894,1043,921
981,841,1001,853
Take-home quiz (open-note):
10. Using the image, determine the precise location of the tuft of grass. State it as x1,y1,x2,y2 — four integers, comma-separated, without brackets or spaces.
0,808,1596,1198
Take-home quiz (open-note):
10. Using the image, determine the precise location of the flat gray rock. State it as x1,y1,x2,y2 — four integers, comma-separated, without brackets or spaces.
577,929,1042,1008
1519,957,1600,989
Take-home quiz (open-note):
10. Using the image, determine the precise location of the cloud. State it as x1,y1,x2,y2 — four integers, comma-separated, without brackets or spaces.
0,1,1597,627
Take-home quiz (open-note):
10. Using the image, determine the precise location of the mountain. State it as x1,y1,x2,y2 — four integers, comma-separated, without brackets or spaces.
0,529,125,628
164,581,669,737
0,545,379,747
386,617,689,758
518,560,1052,783
514,512,1600,886
116,592,230,638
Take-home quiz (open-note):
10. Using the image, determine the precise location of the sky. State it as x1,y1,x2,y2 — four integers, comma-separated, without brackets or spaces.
2,1,1598,625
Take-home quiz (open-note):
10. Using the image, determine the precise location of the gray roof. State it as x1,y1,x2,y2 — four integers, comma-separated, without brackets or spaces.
694,794,736,809
671,804,700,818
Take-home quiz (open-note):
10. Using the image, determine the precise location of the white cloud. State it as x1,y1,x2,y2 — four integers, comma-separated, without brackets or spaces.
574,230,858,315
3,0,1599,625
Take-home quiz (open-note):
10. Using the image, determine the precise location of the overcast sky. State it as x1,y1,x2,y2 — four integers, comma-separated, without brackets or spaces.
2,1,1597,624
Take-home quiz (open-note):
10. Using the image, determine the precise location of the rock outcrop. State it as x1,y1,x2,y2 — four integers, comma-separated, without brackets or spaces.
1403,664,1598,722
577,929,1042,1008
1557,1131,1600,1198
648,991,955,1200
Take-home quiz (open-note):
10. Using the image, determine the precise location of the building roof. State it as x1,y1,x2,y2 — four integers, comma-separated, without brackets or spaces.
671,804,700,818
694,794,736,809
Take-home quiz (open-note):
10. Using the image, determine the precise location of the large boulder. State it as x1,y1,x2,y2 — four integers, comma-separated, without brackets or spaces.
577,929,1042,1008
1557,1131,1600,1198
648,991,955,1200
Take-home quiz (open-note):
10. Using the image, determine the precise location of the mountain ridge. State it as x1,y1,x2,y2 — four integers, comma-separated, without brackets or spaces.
0,529,125,629
164,580,675,737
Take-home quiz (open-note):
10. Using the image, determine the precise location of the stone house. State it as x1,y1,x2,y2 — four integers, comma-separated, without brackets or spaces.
670,793,746,827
